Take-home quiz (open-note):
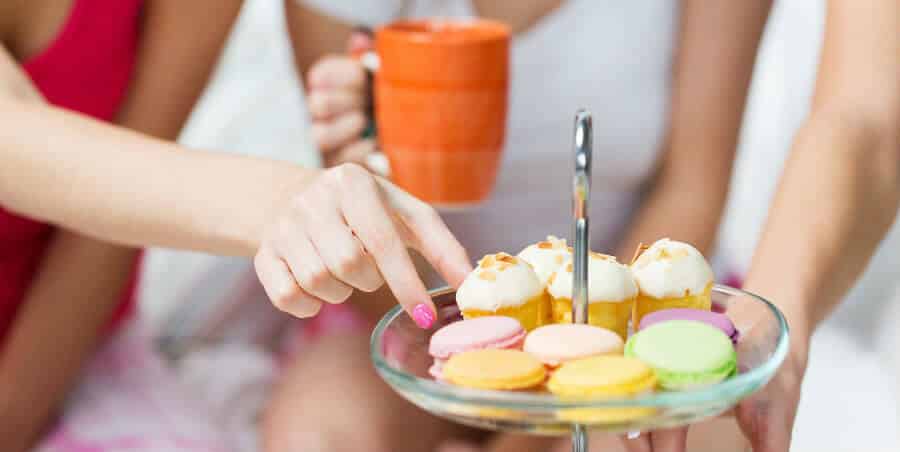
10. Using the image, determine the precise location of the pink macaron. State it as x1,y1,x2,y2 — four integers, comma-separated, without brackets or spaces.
638,308,740,344
428,316,526,379
523,324,625,368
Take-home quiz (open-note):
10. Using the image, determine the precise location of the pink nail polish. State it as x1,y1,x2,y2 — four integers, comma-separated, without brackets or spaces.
413,304,436,329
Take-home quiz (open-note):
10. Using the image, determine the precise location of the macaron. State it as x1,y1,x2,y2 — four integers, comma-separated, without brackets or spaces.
443,349,546,390
639,308,740,344
428,316,526,379
625,320,737,390
547,356,657,423
523,324,624,367
547,355,657,398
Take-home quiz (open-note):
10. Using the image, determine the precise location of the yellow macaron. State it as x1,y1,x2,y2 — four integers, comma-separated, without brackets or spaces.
548,356,657,423
443,349,546,390
547,355,656,397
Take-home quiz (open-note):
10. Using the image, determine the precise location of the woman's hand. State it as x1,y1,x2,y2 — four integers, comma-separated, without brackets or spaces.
732,348,806,451
307,32,375,168
623,306,810,452
728,305,809,452
254,163,471,328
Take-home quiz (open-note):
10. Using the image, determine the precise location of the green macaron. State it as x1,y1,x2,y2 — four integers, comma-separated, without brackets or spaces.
625,320,736,391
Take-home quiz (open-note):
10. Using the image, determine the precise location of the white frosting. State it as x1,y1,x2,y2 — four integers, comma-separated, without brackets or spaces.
517,236,570,287
456,253,543,312
548,253,637,302
631,238,714,299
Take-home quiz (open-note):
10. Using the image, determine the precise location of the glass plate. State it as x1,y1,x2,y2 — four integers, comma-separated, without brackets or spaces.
371,285,789,435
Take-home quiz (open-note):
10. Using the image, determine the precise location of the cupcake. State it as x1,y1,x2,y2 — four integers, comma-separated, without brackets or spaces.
518,236,569,324
547,252,637,339
630,238,714,328
518,236,570,287
456,253,550,331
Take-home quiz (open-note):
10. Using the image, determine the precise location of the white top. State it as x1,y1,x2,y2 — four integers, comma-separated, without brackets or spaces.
631,238,713,299
301,0,677,267
456,253,543,311
517,235,569,287
548,252,637,302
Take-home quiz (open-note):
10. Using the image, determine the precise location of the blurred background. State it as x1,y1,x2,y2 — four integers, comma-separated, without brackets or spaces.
137,0,899,450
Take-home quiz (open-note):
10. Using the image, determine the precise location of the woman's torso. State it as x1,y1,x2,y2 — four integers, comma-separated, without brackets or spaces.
306,0,678,261
0,0,143,340
425,0,677,260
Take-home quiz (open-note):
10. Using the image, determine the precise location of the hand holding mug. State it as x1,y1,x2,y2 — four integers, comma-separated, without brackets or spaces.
307,32,375,168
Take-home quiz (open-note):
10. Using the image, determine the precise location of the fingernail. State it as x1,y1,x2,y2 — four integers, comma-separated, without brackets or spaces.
626,431,642,440
412,304,435,329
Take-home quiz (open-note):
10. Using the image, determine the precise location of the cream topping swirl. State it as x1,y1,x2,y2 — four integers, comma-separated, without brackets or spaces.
518,235,570,287
631,238,713,299
548,252,637,303
457,253,543,311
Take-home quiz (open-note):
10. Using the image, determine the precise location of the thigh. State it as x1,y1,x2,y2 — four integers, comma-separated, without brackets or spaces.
263,329,483,452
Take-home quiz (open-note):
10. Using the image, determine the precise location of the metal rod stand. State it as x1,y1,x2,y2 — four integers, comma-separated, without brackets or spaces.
570,110,593,452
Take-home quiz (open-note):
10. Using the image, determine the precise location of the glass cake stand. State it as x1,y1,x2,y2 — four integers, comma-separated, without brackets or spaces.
371,285,789,450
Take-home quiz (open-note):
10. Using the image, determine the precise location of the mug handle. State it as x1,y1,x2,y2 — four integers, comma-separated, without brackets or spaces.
349,27,390,177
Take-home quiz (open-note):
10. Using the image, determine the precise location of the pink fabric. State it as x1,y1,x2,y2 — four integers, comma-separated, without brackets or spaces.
0,0,143,342
278,303,371,367
34,325,231,452
723,273,744,289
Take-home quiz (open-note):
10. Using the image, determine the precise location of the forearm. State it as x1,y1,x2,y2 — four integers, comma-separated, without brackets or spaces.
0,232,138,451
743,112,900,345
284,0,354,78
616,180,727,260
0,99,317,256
0,0,278,256
617,0,770,261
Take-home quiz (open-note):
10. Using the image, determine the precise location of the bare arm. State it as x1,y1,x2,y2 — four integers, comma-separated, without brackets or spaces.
0,4,469,330
743,0,900,353
615,0,772,259
284,0,354,78
724,2,900,451
0,1,241,448
0,45,308,256
114,0,243,138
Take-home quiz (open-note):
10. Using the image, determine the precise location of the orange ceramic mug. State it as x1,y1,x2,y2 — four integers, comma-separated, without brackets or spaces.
360,19,510,207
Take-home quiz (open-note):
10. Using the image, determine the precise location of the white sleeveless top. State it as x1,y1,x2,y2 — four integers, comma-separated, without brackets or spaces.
303,0,678,261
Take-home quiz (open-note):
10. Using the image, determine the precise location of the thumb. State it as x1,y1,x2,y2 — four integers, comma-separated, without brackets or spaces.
736,392,795,452
650,427,688,452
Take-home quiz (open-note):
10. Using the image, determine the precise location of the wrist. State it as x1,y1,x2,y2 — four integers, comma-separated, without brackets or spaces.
740,277,812,365
238,162,321,256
